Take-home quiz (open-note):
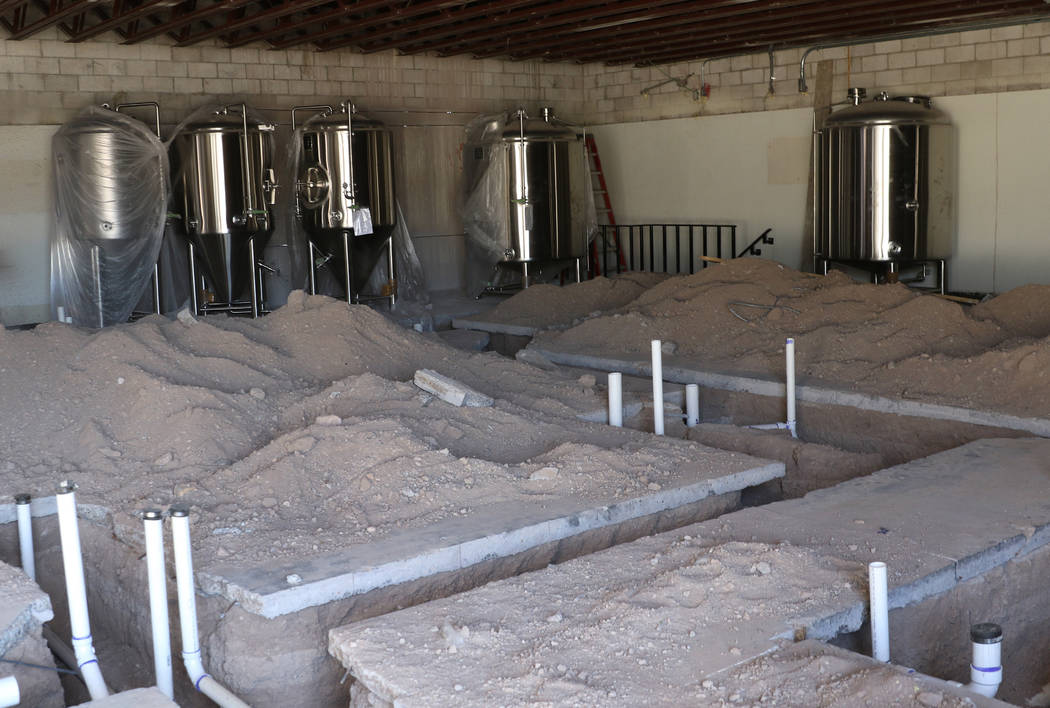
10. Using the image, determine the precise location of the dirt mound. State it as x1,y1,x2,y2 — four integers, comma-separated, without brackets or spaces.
532,258,1050,418
484,272,668,328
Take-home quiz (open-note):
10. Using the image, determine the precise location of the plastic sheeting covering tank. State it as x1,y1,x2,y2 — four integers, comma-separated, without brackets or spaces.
49,106,169,327
463,108,597,289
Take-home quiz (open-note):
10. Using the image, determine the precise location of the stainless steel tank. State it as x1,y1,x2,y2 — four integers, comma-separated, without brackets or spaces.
816,90,954,263
173,105,278,305
62,120,152,243
293,103,396,300
464,107,590,272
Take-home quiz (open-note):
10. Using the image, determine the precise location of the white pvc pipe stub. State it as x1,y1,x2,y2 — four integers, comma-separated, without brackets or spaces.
56,481,109,700
142,509,174,700
651,340,664,436
607,372,623,428
685,384,700,427
968,622,1003,698
785,337,797,438
14,494,34,582
868,561,890,663
0,676,19,708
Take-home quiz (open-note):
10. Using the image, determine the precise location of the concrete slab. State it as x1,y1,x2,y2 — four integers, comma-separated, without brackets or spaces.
451,317,538,338
714,640,1009,707
0,560,52,658
0,560,62,708
73,687,179,707
200,457,783,618
329,438,1050,707
531,346,1050,437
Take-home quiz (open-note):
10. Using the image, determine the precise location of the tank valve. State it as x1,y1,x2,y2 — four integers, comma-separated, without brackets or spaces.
504,248,516,260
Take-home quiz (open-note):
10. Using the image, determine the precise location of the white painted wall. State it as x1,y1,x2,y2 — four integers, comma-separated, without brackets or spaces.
591,88,1050,294
590,109,812,270
0,126,55,325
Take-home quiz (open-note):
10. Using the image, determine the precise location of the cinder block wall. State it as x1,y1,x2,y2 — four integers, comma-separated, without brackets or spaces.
580,20,1050,124
0,27,586,124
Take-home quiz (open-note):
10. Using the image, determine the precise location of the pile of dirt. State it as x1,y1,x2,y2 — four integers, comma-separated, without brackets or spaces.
0,293,765,570
531,258,1050,418
483,272,668,329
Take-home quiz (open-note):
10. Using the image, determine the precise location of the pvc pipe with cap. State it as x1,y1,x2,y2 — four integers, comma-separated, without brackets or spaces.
685,384,700,427
142,510,174,699
56,481,109,700
14,494,34,581
651,340,664,436
608,372,623,427
0,676,18,708
868,561,890,663
966,622,1003,698
170,506,250,708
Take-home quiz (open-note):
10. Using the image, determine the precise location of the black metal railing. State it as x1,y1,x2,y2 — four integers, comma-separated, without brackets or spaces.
594,223,739,276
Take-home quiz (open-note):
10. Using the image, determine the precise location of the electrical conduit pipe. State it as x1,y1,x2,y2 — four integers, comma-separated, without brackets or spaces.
142,510,174,699
169,506,250,708
55,482,108,700
607,372,623,427
868,561,890,663
0,676,18,707
14,494,34,581
651,340,665,435
966,623,1003,698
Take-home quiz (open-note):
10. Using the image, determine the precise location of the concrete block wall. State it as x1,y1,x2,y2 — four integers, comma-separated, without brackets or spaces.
580,20,1050,124
0,27,586,125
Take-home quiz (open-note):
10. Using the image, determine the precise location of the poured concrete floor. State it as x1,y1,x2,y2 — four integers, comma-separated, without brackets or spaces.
331,438,1050,707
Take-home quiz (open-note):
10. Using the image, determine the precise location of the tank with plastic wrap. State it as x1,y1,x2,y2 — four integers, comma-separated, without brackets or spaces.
464,107,593,276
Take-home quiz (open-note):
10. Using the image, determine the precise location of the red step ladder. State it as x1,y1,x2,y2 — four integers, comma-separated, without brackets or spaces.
585,135,625,276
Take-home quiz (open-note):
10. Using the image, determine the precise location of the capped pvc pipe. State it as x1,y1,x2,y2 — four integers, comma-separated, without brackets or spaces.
868,561,890,663
607,372,623,427
14,494,34,582
0,676,19,707
966,622,1003,698
56,482,109,700
651,340,664,436
142,510,174,699
785,338,797,438
170,506,250,708
685,384,700,427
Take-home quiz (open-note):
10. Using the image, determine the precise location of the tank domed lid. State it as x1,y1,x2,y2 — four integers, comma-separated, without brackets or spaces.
305,103,387,131
826,89,950,126
181,106,276,133
468,107,579,143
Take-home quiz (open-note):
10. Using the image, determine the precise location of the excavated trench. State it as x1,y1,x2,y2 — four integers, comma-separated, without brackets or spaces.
830,539,1050,705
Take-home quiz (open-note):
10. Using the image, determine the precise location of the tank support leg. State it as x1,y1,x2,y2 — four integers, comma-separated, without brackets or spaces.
387,235,396,307
308,241,317,296
343,232,353,306
574,257,581,283
152,263,161,315
249,238,259,319
187,242,199,317
91,245,104,328
257,257,267,314
522,262,530,289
